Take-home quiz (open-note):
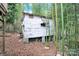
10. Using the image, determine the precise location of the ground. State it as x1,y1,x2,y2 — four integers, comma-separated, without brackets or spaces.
0,33,57,56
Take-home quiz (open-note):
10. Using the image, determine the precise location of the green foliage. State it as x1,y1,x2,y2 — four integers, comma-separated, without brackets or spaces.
15,4,23,21
32,3,52,18
6,3,18,24
6,3,23,32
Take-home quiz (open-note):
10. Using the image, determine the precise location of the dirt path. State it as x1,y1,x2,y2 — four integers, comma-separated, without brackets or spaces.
0,33,57,56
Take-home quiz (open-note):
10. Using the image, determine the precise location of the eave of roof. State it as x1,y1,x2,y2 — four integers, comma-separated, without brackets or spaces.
0,3,7,15
22,12,52,19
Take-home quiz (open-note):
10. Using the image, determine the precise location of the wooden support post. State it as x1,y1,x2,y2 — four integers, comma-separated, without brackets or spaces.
23,36,29,43
2,14,5,55
42,36,45,43
26,38,29,43
23,38,29,43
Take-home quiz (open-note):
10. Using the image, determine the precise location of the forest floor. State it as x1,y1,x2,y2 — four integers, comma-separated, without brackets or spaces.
0,33,57,56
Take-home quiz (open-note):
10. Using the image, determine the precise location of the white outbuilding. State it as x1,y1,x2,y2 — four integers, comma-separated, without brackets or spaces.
22,13,54,43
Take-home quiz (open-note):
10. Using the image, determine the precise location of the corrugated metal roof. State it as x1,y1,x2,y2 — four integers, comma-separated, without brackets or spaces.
23,3,32,14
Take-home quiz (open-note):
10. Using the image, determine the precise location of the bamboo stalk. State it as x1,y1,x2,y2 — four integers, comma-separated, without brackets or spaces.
74,3,78,51
52,4,55,43
61,3,65,56
45,4,49,47
54,3,58,50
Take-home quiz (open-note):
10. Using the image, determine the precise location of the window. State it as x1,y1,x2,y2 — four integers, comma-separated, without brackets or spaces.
41,23,46,27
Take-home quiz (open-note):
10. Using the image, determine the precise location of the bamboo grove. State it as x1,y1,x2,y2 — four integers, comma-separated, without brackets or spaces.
32,3,79,55
52,3,79,56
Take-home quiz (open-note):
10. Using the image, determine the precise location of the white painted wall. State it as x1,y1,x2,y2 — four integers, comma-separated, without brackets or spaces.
22,14,54,39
